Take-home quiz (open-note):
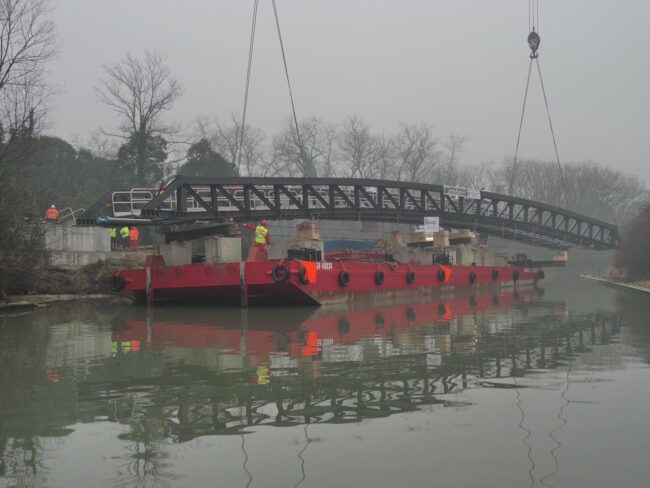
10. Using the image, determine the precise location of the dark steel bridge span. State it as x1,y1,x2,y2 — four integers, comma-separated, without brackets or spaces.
78,176,620,250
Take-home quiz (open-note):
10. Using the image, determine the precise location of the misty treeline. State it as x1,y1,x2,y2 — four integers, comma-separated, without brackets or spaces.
192,114,646,224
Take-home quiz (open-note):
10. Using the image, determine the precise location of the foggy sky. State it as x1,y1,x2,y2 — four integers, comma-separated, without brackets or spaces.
49,0,650,181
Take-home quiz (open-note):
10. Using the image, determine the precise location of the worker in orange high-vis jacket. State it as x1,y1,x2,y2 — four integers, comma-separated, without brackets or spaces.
44,205,59,222
129,226,140,252
244,219,271,248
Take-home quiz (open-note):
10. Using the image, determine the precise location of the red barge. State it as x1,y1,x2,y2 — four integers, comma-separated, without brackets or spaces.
113,221,551,306
115,253,543,307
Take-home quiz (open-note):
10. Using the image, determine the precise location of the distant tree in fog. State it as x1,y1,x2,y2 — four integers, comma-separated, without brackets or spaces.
392,123,440,182
197,114,266,177
96,50,183,186
273,116,337,177
338,116,388,179
438,133,467,185
616,203,650,279
178,138,237,177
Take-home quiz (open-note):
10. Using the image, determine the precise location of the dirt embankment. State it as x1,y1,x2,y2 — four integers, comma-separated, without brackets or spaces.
1,259,140,305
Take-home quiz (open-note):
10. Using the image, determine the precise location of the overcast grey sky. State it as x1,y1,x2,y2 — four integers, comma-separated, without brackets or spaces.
49,0,650,181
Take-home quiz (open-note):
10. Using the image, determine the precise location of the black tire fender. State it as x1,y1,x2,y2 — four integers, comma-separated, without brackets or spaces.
338,270,350,287
271,263,291,283
437,269,446,282
492,269,499,280
339,318,350,334
112,274,125,292
407,307,416,321
469,271,477,284
375,313,385,327
375,270,385,285
298,266,309,285
406,270,416,284
538,270,545,280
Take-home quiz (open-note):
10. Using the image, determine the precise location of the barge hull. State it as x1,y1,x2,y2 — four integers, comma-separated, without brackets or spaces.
117,260,541,307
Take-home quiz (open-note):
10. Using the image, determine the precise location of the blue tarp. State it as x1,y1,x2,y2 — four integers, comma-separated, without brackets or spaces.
324,239,374,251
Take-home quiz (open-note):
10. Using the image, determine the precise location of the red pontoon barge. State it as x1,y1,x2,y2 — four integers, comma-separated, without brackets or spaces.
113,251,543,307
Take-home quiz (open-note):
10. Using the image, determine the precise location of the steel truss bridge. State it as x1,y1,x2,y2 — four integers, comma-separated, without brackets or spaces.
78,176,620,250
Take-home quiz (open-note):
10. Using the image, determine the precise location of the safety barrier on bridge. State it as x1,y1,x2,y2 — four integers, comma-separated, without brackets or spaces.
77,176,620,250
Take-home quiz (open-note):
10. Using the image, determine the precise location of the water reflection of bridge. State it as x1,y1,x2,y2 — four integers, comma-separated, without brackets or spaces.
62,290,617,442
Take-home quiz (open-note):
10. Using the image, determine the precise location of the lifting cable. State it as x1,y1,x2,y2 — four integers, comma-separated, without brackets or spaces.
509,0,570,208
271,0,310,174
236,0,260,173
237,0,309,175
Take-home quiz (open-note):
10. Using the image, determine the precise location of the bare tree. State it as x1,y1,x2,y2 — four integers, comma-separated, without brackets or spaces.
338,116,388,179
0,0,56,92
273,116,338,177
207,113,266,176
85,129,119,159
392,123,440,182
440,133,467,184
0,0,57,296
96,50,183,185
0,0,56,158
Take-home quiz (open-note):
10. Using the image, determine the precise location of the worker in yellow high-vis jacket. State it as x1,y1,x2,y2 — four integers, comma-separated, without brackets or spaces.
244,219,271,249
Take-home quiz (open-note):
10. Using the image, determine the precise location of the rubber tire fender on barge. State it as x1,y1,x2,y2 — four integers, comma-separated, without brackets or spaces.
469,271,477,284
437,269,446,282
538,270,545,279
374,270,385,285
338,270,350,287
492,269,499,280
112,274,125,292
406,270,416,284
298,266,310,285
272,263,291,283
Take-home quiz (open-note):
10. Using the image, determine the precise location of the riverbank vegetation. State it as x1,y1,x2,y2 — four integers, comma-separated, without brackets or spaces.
614,203,650,281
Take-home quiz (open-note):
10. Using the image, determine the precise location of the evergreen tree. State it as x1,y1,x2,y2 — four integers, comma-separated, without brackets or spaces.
178,139,237,177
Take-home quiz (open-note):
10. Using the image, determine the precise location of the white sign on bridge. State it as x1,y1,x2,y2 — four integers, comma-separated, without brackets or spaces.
443,185,482,200
423,216,439,234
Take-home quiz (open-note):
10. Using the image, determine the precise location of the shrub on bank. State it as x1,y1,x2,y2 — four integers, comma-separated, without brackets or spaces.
0,217,49,298
615,203,650,280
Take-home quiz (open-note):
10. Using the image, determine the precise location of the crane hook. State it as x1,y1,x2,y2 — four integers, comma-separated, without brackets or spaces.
528,30,540,58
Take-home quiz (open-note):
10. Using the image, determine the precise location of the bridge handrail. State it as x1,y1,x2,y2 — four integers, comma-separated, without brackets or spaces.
57,207,86,225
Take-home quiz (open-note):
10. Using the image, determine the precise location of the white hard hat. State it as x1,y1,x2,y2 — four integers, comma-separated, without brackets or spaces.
51,204,55,208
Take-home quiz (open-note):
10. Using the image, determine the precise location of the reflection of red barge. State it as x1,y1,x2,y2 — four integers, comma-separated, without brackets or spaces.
116,257,542,306
114,287,543,366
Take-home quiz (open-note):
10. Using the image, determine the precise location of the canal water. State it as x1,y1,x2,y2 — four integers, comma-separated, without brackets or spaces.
1,275,649,488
